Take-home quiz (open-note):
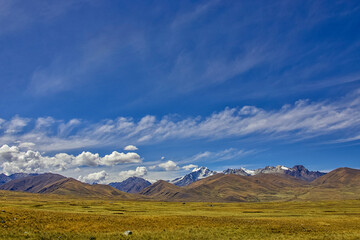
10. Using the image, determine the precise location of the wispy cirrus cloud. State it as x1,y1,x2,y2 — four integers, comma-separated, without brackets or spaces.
28,26,146,95
0,0,89,35
0,90,360,152
171,0,220,29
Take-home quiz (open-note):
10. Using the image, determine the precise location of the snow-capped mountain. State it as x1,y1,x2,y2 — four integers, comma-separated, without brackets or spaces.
254,165,290,174
223,168,250,176
171,167,217,186
223,165,325,181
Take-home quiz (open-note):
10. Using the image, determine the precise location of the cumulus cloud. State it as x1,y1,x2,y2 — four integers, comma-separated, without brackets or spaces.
118,166,147,180
73,151,100,166
78,170,108,184
0,144,142,174
124,145,138,151
1,91,360,151
101,151,141,165
158,160,180,171
182,164,198,171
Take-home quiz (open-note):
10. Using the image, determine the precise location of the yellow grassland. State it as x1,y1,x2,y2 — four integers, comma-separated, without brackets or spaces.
0,190,359,239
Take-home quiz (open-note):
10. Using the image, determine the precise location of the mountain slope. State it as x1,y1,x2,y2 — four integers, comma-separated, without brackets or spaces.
186,173,308,202
140,180,195,200
294,167,360,201
311,167,360,187
0,173,39,185
0,173,66,193
171,167,217,186
38,178,130,198
0,173,130,198
0,173,11,185
141,173,309,202
109,177,151,193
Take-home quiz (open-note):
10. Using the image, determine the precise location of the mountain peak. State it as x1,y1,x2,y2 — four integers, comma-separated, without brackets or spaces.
222,165,325,182
192,166,207,172
171,167,217,186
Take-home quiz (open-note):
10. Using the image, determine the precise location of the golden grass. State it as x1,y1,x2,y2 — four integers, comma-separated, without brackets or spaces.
0,191,359,239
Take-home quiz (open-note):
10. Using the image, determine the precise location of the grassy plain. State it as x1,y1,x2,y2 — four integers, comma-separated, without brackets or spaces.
0,191,359,239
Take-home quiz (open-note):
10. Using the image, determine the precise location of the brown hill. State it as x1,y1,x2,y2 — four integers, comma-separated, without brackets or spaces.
295,167,360,201
38,178,130,198
0,173,130,198
312,167,360,187
140,180,194,200
186,173,308,202
140,173,309,202
0,173,66,193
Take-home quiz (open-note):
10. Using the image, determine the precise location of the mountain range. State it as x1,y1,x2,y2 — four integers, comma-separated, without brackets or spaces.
140,167,360,202
169,165,325,187
0,165,358,202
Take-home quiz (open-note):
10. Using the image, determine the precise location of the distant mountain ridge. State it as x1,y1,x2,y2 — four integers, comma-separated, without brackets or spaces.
0,173,39,185
171,165,326,187
0,167,358,202
223,165,325,182
109,177,151,193
141,167,360,202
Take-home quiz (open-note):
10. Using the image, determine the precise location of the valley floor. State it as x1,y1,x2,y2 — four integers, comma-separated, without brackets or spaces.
0,191,359,239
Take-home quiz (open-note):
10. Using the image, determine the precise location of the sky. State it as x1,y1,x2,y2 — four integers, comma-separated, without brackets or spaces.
0,0,359,183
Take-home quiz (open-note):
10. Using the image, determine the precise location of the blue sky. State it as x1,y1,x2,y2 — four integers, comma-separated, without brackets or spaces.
0,0,359,183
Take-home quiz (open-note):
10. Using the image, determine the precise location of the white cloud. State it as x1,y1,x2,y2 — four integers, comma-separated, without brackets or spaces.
78,170,108,184
182,164,198,170
73,151,100,166
158,160,180,171
0,144,142,174
1,91,360,151
171,0,220,29
18,142,35,149
118,166,147,181
101,151,141,165
124,145,138,151
0,144,70,174
193,152,211,161
4,116,30,134
191,148,254,164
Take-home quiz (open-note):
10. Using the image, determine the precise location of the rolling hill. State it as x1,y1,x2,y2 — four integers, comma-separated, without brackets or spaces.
312,167,360,187
140,167,360,202
140,180,194,200
0,173,66,193
0,173,130,198
140,173,309,202
0,173,39,185
0,167,358,202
